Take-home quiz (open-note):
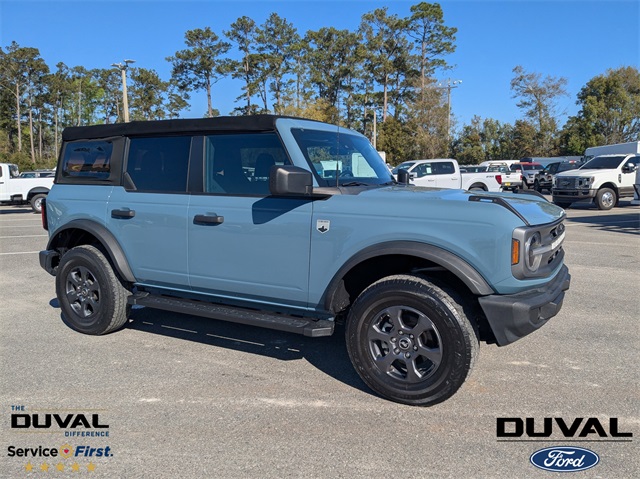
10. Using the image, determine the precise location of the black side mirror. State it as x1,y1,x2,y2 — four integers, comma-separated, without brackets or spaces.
397,168,411,184
622,163,637,174
269,165,313,196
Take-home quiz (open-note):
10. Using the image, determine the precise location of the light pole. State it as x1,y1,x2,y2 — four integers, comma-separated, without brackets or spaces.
437,79,462,144
111,59,135,122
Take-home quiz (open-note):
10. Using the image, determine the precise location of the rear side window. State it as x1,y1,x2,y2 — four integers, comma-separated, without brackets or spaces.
61,141,113,179
126,137,191,192
435,162,455,174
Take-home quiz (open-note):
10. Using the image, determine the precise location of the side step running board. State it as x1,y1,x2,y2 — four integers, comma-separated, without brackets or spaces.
127,293,334,338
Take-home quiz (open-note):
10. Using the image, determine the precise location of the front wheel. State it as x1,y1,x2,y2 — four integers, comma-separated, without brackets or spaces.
56,245,130,335
596,188,616,210
345,275,478,406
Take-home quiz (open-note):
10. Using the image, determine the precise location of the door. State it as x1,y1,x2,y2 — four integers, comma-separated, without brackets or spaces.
434,161,459,188
107,136,192,289
187,132,312,309
411,162,437,187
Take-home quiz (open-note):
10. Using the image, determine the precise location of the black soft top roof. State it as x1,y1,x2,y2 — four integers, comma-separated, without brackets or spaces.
62,115,302,141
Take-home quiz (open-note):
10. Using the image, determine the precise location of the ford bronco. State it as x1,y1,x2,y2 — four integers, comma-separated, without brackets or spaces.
40,116,570,406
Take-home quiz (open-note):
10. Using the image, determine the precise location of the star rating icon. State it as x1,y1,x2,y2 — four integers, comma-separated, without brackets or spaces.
23,460,98,473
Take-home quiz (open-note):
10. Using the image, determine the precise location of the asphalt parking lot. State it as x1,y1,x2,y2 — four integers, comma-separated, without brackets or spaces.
1,199,638,478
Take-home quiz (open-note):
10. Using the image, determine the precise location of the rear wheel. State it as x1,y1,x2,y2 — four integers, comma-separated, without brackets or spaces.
345,275,478,406
56,245,130,335
30,194,46,214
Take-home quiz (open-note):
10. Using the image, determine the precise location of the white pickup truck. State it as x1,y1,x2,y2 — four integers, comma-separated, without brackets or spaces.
0,163,54,213
392,159,503,192
552,154,640,210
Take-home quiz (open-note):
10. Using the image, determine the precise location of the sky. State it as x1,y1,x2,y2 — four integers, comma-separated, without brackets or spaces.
0,0,638,132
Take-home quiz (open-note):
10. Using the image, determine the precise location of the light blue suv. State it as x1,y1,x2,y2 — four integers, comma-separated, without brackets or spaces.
40,116,570,406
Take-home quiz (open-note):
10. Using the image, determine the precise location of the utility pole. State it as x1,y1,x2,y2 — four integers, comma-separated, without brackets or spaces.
437,79,462,145
111,59,135,122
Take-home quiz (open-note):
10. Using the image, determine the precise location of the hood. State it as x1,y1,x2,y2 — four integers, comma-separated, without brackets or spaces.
555,169,602,178
357,186,565,227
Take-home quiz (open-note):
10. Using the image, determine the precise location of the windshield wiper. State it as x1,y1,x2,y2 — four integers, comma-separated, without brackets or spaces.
341,181,371,187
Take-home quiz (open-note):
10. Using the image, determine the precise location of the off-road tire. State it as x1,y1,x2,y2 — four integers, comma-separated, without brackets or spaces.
345,274,479,406
56,245,130,335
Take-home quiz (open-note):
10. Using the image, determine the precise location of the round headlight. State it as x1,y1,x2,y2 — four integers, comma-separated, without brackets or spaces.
525,232,542,271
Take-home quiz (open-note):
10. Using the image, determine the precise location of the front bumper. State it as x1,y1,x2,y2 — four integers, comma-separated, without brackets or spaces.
552,188,596,202
478,265,571,346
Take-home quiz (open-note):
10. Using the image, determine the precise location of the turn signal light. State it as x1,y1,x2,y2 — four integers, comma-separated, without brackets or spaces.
511,239,520,265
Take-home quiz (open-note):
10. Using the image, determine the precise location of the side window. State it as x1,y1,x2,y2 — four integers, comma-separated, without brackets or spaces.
61,141,113,180
414,163,433,177
126,136,191,192
204,132,289,195
435,162,455,174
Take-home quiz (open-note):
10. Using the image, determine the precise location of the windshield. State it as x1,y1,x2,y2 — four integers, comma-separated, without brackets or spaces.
291,128,394,186
511,164,540,171
391,162,416,174
580,155,626,169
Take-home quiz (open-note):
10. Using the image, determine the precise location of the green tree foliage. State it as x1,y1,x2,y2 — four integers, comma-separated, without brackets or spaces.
225,16,260,113
558,66,640,153
255,13,300,114
129,68,169,121
510,65,568,155
168,27,231,117
451,116,515,164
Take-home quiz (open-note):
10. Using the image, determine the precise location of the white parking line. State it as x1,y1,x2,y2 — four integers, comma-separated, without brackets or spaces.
0,225,45,229
566,219,639,226
0,235,47,239
0,251,40,255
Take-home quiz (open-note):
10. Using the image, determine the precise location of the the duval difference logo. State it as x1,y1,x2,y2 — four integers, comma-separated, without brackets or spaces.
497,416,633,473
7,405,112,473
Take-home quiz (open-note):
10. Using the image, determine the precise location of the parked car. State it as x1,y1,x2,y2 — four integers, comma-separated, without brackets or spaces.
485,162,522,191
0,163,54,212
40,115,570,406
553,153,639,210
392,159,502,191
534,161,582,193
510,162,543,189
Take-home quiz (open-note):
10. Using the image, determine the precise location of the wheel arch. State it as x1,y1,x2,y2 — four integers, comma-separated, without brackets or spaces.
598,182,619,195
322,241,494,314
47,219,136,283
27,187,50,200
468,182,488,191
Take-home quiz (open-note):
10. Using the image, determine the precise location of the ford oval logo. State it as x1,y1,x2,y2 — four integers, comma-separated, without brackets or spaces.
530,446,599,472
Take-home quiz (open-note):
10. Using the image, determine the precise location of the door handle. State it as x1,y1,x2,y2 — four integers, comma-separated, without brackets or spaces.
194,214,224,225
111,208,136,219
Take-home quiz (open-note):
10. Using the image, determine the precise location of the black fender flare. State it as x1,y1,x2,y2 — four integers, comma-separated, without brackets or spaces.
47,219,136,283
322,241,494,311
